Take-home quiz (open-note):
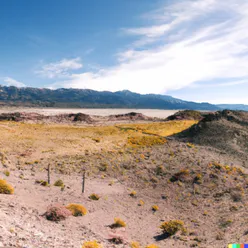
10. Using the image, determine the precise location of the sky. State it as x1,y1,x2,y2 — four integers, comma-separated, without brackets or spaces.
0,0,248,104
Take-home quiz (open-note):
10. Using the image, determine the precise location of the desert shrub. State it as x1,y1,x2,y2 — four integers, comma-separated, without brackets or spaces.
152,205,159,212
3,170,10,177
109,180,115,186
54,179,64,187
130,241,140,248
170,169,190,182
127,136,166,147
129,191,137,197
89,193,100,201
193,174,203,184
160,220,186,236
230,186,244,202
219,219,233,229
0,179,14,194
138,200,144,206
99,163,108,171
108,234,126,244
186,143,195,148
230,205,238,211
92,138,100,143
111,218,126,228
231,191,243,202
66,203,87,216
35,179,49,186
82,240,102,248
150,176,159,183
155,165,166,176
44,204,71,222
146,245,159,248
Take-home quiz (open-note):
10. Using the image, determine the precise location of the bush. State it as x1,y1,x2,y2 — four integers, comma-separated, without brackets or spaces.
3,170,10,177
54,179,64,187
160,220,186,236
130,241,140,248
152,205,159,212
82,240,102,248
111,218,126,228
66,203,87,216
155,165,166,176
0,179,14,194
35,179,49,186
129,191,137,197
146,245,159,248
89,193,100,201
99,163,108,171
193,174,203,184
186,143,195,148
44,204,71,222
170,169,190,182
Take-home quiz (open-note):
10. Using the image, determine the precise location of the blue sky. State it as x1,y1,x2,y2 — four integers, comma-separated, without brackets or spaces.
1,0,248,104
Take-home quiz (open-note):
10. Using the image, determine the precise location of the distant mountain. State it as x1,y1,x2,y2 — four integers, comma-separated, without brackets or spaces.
0,85,219,110
217,104,248,111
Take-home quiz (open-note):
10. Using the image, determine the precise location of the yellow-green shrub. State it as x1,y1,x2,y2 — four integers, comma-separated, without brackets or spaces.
3,170,10,177
82,240,102,248
35,179,49,186
66,203,87,216
152,205,159,211
89,193,100,200
130,241,140,248
112,217,126,228
0,179,14,194
160,220,186,236
138,200,144,206
130,191,137,197
146,245,159,248
54,179,64,187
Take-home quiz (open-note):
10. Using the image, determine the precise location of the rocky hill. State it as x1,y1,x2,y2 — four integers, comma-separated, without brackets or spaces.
176,110,248,161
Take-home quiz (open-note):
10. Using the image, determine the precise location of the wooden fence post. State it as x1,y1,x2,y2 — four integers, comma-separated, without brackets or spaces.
47,164,51,184
82,170,86,193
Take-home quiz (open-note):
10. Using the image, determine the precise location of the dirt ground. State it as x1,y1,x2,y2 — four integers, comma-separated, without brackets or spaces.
0,113,248,248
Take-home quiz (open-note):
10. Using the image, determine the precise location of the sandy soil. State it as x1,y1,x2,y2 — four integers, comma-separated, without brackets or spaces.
1,111,248,248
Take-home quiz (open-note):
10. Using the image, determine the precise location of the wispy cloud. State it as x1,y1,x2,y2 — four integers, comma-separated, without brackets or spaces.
3,77,26,87
45,0,248,103
37,58,83,79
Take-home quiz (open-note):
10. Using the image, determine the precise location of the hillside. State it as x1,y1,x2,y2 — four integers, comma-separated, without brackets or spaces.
0,85,219,110
176,110,248,161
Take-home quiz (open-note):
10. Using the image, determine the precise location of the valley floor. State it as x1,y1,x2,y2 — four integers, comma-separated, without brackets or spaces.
0,117,248,248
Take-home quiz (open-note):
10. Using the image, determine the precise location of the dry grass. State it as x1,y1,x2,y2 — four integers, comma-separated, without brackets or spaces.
0,120,197,169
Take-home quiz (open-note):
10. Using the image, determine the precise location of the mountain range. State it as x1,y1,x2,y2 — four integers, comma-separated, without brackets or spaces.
0,85,247,111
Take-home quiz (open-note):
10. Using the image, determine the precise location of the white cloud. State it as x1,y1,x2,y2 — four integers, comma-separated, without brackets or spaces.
3,77,26,87
47,0,248,104
37,57,83,78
